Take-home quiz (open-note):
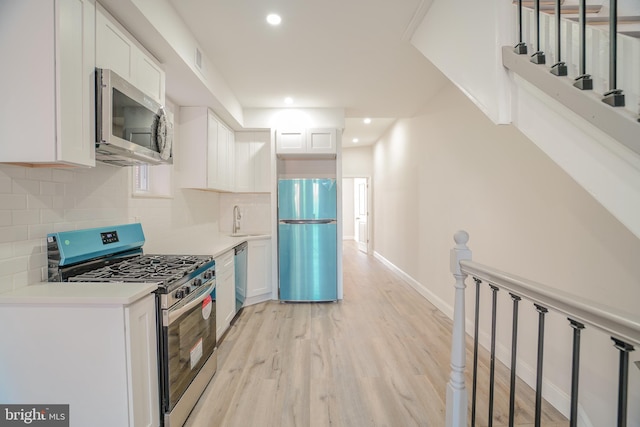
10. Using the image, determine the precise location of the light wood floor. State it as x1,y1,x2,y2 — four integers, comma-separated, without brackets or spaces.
185,241,568,427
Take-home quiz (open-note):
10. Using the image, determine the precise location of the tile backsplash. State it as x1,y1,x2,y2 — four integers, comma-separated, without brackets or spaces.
219,193,272,235
0,163,271,293
0,164,130,293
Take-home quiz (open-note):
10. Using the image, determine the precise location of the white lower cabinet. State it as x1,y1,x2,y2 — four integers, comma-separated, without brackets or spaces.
215,249,236,340
0,293,159,427
247,238,272,303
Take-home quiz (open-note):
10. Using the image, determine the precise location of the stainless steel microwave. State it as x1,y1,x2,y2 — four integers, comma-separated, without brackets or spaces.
95,68,173,166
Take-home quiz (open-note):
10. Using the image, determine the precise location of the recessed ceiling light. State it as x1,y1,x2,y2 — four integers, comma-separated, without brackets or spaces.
267,14,282,26
352,138,359,143
363,118,371,124
284,97,293,105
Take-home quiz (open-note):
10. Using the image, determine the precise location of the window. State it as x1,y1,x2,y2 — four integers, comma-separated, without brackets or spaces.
132,164,173,198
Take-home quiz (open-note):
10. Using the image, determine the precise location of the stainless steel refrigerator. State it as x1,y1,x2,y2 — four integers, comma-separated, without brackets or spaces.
278,178,338,301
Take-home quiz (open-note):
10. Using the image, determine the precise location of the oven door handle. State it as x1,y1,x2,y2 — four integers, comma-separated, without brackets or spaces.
168,281,216,325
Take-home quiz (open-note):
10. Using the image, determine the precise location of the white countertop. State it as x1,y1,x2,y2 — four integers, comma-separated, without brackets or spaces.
0,282,158,305
0,229,271,305
143,227,271,258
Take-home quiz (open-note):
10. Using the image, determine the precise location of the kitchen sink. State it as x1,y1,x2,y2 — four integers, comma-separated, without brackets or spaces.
229,233,264,238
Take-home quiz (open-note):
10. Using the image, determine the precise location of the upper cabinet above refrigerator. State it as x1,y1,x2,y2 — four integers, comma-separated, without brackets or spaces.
276,128,337,158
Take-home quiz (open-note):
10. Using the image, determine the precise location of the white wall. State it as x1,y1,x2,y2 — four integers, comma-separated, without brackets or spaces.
411,0,513,124
342,146,373,177
372,81,640,427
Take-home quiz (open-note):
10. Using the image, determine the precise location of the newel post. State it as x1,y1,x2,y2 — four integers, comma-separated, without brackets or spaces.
446,230,472,427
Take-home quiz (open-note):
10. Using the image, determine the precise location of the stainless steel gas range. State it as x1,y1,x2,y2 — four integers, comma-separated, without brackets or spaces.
47,223,217,427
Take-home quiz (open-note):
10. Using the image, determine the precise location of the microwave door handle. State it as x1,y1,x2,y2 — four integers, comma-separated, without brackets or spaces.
167,281,216,325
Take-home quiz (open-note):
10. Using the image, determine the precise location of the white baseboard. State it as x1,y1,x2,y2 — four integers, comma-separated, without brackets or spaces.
243,293,272,307
373,251,454,320
372,250,593,427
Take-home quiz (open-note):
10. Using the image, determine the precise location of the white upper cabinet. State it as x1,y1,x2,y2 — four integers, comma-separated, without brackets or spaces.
0,0,96,167
275,129,306,153
234,133,252,193
96,4,165,104
235,131,271,193
276,128,337,157
179,107,235,192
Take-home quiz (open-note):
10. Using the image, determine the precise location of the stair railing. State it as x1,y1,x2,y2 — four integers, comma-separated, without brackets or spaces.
602,0,625,107
445,230,640,427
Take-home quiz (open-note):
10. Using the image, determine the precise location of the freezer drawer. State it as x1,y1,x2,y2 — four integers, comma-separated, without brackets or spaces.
278,222,337,301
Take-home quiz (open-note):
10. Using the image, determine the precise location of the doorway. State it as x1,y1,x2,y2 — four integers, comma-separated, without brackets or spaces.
342,177,372,254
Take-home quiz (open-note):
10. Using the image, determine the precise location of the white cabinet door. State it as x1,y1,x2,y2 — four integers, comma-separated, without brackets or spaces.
207,111,221,189
275,129,306,154
227,130,236,191
0,0,95,166
136,54,165,104
247,239,272,301
217,123,230,190
235,130,270,193
96,4,165,104
306,128,337,154
124,294,159,427
252,131,271,193
0,293,158,427
234,133,253,192
96,4,134,82
180,107,237,192
275,128,337,157
215,250,236,340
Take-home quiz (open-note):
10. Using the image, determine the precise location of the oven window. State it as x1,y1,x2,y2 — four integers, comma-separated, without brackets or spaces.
112,88,158,150
167,296,216,410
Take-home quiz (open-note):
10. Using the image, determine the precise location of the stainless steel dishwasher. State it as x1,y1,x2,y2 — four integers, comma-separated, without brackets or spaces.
234,242,248,312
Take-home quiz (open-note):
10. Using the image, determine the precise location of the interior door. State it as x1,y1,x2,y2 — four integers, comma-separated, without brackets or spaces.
354,178,368,253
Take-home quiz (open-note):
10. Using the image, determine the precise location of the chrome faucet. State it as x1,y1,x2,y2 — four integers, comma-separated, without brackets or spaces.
232,205,242,234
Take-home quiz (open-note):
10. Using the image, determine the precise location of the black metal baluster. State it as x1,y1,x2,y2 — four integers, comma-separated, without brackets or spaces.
611,338,635,427
514,0,527,54
573,0,593,89
531,0,546,64
550,0,567,75
471,277,482,427
568,319,585,427
602,0,625,106
534,304,548,427
488,285,499,427
508,294,521,427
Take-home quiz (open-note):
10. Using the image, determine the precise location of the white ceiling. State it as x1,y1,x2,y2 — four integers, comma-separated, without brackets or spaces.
167,0,448,147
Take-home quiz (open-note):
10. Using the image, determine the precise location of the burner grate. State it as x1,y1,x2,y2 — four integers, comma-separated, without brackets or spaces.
67,254,213,287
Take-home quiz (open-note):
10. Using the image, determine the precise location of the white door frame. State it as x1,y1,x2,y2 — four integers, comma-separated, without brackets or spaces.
342,175,372,254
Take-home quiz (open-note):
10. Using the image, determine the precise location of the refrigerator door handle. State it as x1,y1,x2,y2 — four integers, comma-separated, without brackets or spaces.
279,219,337,225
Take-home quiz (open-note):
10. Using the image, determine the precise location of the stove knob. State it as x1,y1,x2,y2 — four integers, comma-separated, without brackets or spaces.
174,289,185,299
193,278,202,287
204,271,213,280
184,286,191,295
